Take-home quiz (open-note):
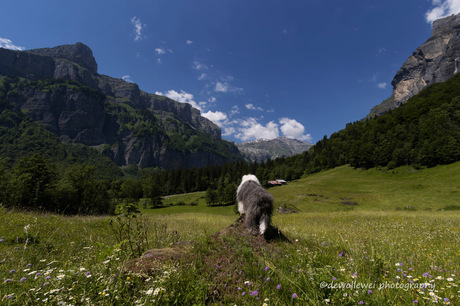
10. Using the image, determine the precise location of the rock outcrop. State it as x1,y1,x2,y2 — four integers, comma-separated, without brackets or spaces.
0,43,242,168
367,13,460,117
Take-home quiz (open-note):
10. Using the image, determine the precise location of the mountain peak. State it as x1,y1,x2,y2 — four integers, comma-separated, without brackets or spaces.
27,42,98,73
237,137,313,162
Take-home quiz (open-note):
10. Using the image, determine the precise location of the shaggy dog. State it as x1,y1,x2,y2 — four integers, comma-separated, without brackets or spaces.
237,174,274,235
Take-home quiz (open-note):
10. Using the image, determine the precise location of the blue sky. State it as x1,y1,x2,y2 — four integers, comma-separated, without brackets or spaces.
1,0,459,143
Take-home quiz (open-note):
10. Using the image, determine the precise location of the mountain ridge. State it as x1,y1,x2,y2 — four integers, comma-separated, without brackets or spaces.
236,136,313,162
0,43,242,169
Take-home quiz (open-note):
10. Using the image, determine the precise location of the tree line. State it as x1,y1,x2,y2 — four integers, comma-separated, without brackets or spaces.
1,67,459,215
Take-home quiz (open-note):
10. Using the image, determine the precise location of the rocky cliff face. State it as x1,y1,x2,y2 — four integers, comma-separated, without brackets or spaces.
236,137,313,162
367,13,460,117
0,43,241,168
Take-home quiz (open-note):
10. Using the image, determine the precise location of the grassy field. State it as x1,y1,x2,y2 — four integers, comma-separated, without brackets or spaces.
1,163,459,305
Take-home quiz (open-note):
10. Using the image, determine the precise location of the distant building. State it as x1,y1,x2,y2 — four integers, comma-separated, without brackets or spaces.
267,180,282,187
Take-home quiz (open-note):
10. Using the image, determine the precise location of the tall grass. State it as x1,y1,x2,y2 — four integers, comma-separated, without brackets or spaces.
1,163,459,304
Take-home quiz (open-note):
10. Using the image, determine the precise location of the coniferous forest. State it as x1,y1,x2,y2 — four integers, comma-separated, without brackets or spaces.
1,71,459,214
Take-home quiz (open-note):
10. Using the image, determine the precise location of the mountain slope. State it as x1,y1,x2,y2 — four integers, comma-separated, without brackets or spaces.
367,13,460,118
236,137,313,162
300,72,460,173
0,43,242,169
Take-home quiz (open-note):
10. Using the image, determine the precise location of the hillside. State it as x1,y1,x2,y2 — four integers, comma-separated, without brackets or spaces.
0,43,242,169
236,136,313,162
367,12,460,118
269,162,460,212
290,72,460,175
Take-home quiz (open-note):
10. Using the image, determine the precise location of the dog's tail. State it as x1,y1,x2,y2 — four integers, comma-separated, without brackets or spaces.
259,212,271,234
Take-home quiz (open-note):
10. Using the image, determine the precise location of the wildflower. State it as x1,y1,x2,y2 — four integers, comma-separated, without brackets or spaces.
44,282,49,286
4,278,12,283
447,278,453,282
352,272,358,279
266,277,270,282
413,300,418,303
9,269,15,273
242,292,246,296
103,260,110,264
359,302,364,305
264,298,269,302
57,274,65,280
154,288,160,296
436,276,443,280
250,290,258,296
292,293,298,299
145,288,154,295
368,290,373,294
39,259,46,262
79,267,86,272
244,281,252,286
265,266,269,271
277,284,281,290
20,277,26,282
7,293,14,299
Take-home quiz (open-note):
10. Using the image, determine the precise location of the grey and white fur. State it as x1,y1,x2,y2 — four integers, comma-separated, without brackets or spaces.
236,174,274,235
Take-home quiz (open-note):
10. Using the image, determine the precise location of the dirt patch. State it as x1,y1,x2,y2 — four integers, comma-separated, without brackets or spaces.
341,201,359,205
123,215,291,277
123,241,193,275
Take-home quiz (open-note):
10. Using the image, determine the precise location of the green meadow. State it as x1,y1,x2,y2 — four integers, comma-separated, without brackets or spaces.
1,162,459,305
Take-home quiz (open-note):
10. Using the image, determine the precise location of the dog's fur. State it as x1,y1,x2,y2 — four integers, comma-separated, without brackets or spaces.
236,174,274,235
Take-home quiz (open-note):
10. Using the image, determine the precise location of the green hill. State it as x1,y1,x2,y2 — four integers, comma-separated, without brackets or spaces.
269,162,460,212
297,72,460,174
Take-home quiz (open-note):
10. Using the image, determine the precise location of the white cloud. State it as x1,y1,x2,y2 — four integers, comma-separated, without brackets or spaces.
0,37,24,50
193,61,208,70
426,0,460,23
122,75,134,83
279,118,312,142
235,118,279,141
198,73,207,80
202,111,228,126
208,96,217,103
230,105,240,116
157,58,162,64
157,89,203,111
131,16,144,41
377,82,388,89
245,103,264,111
215,82,229,92
186,40,193,45
155,48,165,55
